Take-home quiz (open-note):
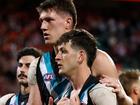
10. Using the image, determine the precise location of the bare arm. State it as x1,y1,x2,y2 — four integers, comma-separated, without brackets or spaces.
92,49,133,105
92,49,118,78
100,75,133,105
27,58,43,105
27,84,42,105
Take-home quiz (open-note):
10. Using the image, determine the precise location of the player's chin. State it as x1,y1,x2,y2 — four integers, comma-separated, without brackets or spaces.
19,81,28,86
58,69,64,75
45,39,55,45
45,40,49,44
18,79,27,84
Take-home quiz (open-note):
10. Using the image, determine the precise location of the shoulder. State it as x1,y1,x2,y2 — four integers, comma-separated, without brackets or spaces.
89,83,118,105
92,49,118,78
90,83,114,93
0,93,15,105
28,57,40,85
95,49,115,67
29,57,40,74
96,49,114,64
30,57,40,69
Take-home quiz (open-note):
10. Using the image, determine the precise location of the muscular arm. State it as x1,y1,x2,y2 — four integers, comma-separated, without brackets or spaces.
27,58,43,105
0,93,15,105
92,49,133,105
92,49,118,78
99,75,133,105
28,84,42,105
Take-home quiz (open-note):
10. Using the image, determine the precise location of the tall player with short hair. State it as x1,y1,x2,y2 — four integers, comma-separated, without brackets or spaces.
28,0,132,105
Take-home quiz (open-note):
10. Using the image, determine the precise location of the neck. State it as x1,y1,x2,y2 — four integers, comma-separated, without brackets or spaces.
70,65,91,92
20,85,30,95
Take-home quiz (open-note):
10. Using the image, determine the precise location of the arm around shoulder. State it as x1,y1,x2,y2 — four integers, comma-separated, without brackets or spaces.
89,83,118,105
117,93,133,105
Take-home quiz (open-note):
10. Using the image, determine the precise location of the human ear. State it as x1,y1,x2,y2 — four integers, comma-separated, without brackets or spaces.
65,17,72,29
78,50,85,64
132,84,139,95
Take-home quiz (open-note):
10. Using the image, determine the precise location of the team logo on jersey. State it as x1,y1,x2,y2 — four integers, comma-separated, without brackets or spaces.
43,73,54,81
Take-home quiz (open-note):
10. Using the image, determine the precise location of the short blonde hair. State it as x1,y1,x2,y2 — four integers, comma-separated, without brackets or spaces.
119,69,140,95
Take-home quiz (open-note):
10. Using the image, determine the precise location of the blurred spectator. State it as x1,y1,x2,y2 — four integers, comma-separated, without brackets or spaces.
119,70,140,105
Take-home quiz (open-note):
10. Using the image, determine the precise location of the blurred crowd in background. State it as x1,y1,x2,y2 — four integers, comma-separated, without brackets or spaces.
0,0,139,96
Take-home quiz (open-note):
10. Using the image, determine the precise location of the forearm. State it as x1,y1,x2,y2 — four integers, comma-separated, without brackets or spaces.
28,85,43,105
117,95,133,105
28,58,42,105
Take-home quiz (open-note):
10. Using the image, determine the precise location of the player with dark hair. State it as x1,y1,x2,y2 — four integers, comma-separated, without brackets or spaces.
55,29,117,105
0,47,42,105
28,0,132,105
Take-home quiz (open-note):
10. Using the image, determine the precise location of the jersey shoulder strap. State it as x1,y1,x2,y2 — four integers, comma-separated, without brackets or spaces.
6,94,17,105
36,55,51,104
79,75,99,105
